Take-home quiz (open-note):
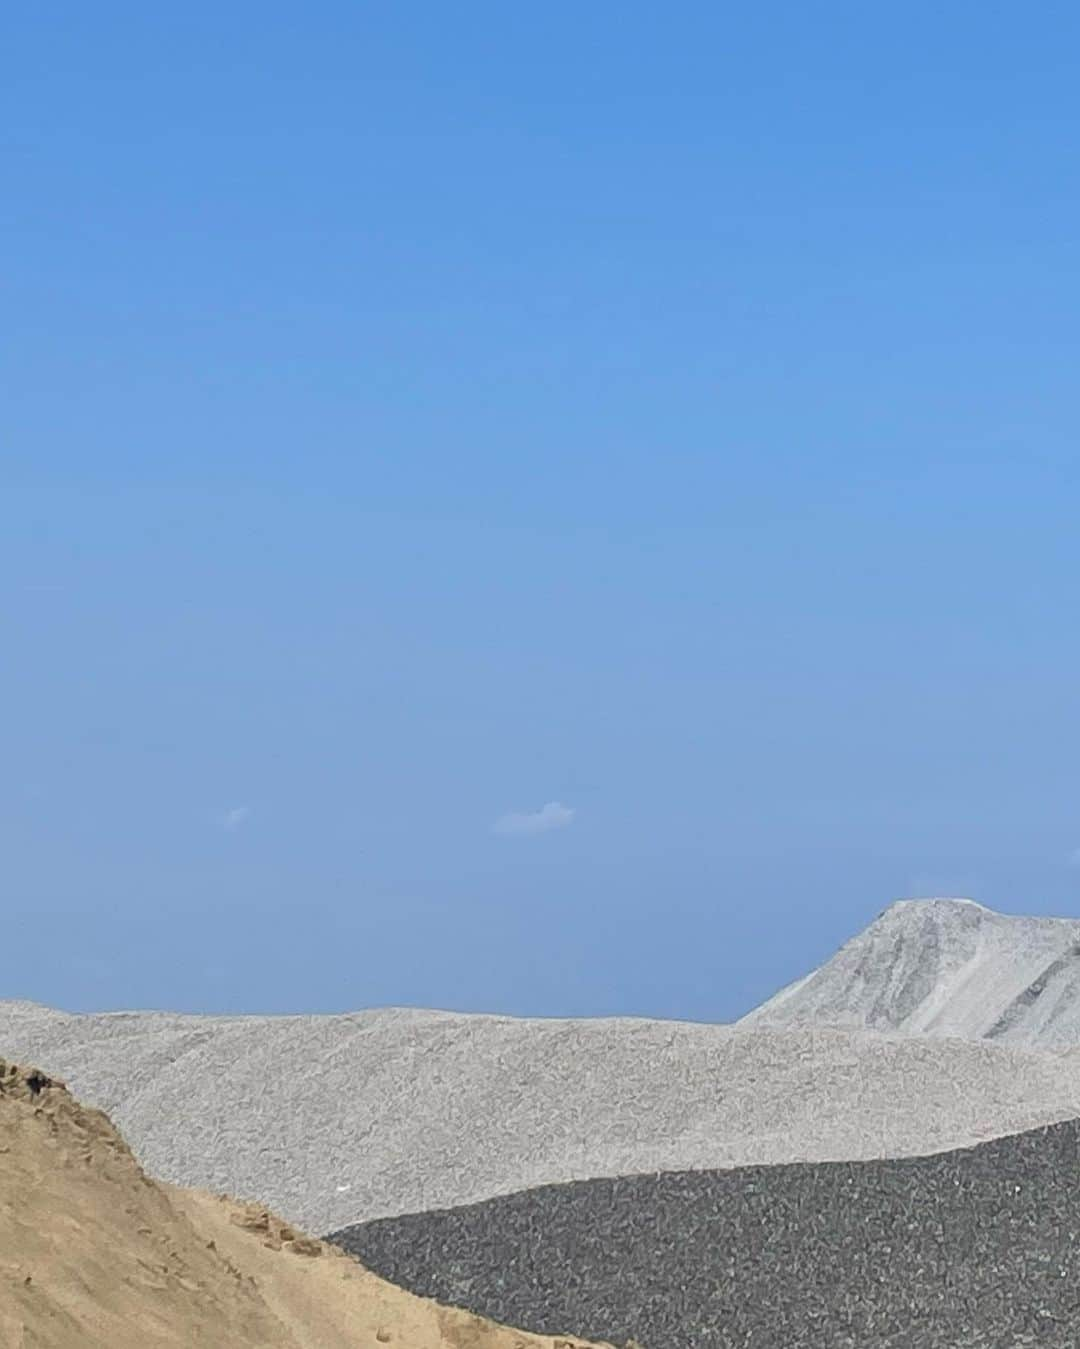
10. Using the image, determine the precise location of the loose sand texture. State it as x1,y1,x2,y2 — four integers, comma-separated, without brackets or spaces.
5,999,1080,1236
0,1057,610,1349
740,896,1080,1046
333,1119,1080,1349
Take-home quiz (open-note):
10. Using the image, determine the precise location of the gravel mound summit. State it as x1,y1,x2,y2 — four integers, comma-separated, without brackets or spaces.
739,897,1080,1047
6,996,1080,1236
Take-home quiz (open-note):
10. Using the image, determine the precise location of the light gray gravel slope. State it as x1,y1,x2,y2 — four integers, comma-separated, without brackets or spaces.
739,896,1080,1047
5,999,1080,1236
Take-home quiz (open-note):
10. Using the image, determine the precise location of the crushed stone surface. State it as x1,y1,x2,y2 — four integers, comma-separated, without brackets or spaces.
331,1118,1080,1349
740,897,1080,1046
6,995,1080,1234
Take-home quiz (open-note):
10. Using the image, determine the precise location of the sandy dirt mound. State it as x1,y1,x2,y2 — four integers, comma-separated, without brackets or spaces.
0,1058,609,1349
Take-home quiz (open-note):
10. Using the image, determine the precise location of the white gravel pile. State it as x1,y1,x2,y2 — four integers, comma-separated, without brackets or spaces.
739,897,1080,1046
5,997,1080,1235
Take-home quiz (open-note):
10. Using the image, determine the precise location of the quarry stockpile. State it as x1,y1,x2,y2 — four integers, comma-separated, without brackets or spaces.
739,897,1080,1046
9,895,1080,1346
332,1117,1080,1349
5,981,1080,1234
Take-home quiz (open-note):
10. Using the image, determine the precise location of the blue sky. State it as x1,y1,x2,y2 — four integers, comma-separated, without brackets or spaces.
4,3,1079,1017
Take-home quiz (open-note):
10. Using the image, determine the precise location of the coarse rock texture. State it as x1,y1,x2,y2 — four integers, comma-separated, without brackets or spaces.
739,897,1080,1046
0,1057,610,1349
330,1119,1080,1349
5,999,1080,1234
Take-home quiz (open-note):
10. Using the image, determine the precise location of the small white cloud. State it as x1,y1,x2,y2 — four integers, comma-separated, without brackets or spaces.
492,801,575,837
222,806,251,832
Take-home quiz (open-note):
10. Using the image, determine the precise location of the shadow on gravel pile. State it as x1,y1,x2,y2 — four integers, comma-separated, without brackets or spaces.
330,1119,1080,1349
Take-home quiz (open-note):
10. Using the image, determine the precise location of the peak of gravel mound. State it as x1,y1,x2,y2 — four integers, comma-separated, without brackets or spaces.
0,1054,610,1349
739,896,1080,1047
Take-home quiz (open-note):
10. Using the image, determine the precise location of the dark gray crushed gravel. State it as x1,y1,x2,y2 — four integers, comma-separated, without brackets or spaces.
328,1117,1080,1349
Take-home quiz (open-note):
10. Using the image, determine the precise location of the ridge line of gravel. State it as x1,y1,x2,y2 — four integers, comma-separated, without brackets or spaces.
8,999,1080,1233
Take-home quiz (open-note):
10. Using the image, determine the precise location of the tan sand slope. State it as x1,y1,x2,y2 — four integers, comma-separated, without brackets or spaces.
0,1058,609,1349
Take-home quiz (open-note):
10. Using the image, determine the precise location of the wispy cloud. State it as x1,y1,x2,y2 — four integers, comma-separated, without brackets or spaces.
222,806,251,832
492,801,575,837
1069,849,1080,867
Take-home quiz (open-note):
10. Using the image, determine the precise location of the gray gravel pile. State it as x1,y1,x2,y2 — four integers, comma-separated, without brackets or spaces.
329,1118,1080,1349
5,997,1080,1235
741,897,1080,1047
